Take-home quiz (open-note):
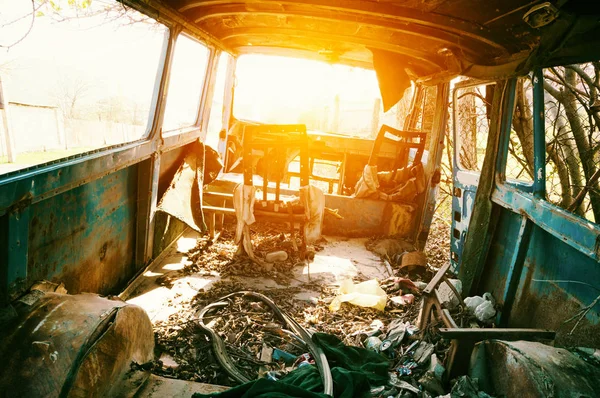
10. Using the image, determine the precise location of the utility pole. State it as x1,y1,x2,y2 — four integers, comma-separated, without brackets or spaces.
0,76,16,163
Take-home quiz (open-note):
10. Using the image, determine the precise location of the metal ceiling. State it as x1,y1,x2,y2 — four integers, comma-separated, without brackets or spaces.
136,0,600,80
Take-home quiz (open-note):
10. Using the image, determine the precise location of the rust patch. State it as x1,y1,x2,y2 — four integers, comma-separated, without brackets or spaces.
511,280,600,347
99,242,108,261
55,236,133,295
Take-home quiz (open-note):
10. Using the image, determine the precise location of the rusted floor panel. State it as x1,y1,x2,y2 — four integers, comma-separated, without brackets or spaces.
135,375,228,397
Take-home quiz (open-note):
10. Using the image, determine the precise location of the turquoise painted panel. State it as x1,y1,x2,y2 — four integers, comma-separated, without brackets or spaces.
26,166,138,295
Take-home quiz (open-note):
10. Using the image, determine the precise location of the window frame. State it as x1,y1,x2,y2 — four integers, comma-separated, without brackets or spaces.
0,14,173,180
452,79,496,174
496,75,535,193
201,50,235,143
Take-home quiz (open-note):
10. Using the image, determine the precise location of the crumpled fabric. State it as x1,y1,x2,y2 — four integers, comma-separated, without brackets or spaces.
354,163,427,203
354,165,379,199
192,333,390,398
233,183,259,260
299,185,325,243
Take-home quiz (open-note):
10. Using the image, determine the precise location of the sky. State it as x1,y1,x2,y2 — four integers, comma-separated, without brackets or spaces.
233,54,383,125
0,0,167,115
0,0,400,136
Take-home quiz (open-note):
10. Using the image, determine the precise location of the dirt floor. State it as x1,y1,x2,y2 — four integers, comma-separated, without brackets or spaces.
123,219,456,393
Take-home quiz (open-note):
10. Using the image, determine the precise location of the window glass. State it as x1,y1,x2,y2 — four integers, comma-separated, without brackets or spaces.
162,34,209,132
542,64,600,223
205,52,233,149
0,1,167,175
454,83,495,171
506,77,534,183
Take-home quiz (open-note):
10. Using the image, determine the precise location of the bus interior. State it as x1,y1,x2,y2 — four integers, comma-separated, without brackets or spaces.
1,0,600,396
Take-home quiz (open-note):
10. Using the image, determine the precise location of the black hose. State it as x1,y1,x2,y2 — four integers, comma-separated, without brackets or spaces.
196,291,333,395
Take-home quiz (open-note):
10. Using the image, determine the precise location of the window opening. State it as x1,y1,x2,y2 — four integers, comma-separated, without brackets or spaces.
205,52,233,149
542,64,600,223
506,76,535,183
162,34,210,132
0,1,167,175
454,83,494,171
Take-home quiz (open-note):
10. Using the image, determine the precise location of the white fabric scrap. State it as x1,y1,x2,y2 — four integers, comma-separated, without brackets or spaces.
299,185,325,243
233,183,260,260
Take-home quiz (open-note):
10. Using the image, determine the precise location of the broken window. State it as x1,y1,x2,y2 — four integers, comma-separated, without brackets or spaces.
414,85,438,133
205,52,233,149
231,54,414,138
506,77,534,183
162,34,210,133
454,83,494,172
542,63,600,223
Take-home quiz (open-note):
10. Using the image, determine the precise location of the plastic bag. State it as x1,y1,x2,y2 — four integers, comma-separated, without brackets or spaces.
329,279,388,312
474,300,496,321
464,295,485,313
464,292,496,321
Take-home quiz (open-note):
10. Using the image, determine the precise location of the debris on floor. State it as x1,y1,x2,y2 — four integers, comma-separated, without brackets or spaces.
183,223,310,285
143,222,528,397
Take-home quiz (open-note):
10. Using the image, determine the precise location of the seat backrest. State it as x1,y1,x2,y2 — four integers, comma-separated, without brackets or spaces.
368,124,427,170
242,124,310,201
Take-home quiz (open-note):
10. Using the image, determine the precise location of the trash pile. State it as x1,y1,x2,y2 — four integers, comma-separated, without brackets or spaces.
151,275,499,397
150,226,501,396
183,222,317,285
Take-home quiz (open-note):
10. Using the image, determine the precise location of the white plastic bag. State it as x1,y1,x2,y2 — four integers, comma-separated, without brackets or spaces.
464,292,496,321
474,300,496,321
464,295,485,313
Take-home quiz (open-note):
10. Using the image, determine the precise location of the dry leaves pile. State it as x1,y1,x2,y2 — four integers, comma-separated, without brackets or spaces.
151,277,438,386
184,223,313,285
151,222,451,388
424,218,451,270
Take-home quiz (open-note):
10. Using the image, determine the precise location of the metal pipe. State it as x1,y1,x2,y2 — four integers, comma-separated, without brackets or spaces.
197,291,333,394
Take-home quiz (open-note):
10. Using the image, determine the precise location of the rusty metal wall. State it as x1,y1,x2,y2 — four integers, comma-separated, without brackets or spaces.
481,211,600,346
466,76,600,347
27,166,139,295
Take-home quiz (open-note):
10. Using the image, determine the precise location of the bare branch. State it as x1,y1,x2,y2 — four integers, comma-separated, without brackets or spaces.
0,0,36,49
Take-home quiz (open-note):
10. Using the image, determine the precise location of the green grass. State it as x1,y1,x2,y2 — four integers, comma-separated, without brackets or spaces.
0,147,94,165
0,147,96,174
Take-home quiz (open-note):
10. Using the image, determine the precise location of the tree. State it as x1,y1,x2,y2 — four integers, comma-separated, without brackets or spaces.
51,74,90,120
511,63,600,222
1,0,156,50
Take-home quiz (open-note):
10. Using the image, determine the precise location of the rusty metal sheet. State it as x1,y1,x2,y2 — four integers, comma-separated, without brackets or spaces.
470,340,600,397
138,0,600,82
0,292,153,397
156,150,205,233
26,166,138,296
69,301,154,397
